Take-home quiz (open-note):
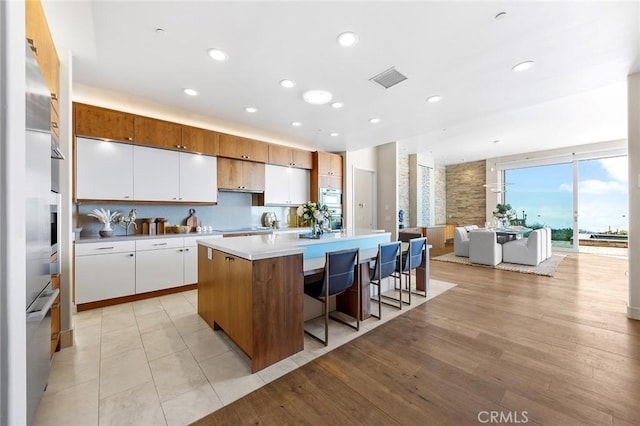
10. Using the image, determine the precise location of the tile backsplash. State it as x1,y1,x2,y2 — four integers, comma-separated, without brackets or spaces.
75,192,300,238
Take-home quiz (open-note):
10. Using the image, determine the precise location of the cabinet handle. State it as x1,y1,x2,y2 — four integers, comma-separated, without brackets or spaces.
179,197,183,200
178,249,184,252
51,122,58,128
97,246,115,250
182,145,187,150
51,93,58,101
175,144,181,148
153,242,168,246
125,137,133,141
184,248,190,252
225,256,235,262
124,195,130,198
128,253,134,257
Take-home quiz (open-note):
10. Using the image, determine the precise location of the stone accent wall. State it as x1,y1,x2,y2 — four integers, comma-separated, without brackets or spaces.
398,154,410,227
434,165,446,224
419,165,431,225
445,160,486,226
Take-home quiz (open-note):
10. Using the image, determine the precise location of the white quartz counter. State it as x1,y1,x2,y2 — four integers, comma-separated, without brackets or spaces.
75,227,311,244
197,229,390,261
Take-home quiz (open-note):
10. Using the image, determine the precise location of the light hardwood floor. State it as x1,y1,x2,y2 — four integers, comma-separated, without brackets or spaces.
195,249,639,425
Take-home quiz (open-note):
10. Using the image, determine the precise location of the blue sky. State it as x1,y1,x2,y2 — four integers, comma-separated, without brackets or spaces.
505,156,628,233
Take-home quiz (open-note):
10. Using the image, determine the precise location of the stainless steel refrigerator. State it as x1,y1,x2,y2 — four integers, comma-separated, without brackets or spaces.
25,40,59,425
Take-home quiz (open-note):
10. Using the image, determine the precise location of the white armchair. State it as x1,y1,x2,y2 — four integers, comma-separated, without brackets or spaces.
454,225,478,257
503,229,543,266
469,230,502,266
543,227,552,259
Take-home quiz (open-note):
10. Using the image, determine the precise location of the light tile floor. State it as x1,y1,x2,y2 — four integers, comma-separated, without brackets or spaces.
35,279,456,426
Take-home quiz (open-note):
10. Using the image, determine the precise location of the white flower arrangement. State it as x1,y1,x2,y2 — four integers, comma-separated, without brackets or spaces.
297,201,331,226
87,208,120,224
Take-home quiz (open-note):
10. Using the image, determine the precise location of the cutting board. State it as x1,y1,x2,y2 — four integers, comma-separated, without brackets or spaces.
186,213,201,232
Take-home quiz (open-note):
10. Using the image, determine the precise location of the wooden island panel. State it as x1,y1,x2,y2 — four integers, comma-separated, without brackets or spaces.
197,246,304,372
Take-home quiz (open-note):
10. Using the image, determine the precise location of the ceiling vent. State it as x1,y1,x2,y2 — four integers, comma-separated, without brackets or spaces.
369,67,407,89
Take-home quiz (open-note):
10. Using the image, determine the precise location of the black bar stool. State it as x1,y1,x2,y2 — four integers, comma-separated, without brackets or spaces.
303,248,360,346
369,241,401,319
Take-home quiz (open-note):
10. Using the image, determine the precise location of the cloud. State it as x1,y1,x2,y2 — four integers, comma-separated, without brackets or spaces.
599,157,628,183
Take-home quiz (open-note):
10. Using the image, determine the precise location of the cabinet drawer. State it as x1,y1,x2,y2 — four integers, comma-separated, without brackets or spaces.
136,237,184,251
75,240,136,256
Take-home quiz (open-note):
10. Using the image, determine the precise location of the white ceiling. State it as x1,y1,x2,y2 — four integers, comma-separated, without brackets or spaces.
43,1,639,165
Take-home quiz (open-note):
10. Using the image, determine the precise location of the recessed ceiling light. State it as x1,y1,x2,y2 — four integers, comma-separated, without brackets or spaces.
207,48,228,61
495,12,507,20
244,107,257,113
155,28,166,35
512,61,535,72
369,117,380,124
302,89,333,105
330,132,339,137
426,95,442,103
330,102,344,109
291,121,302,127
280,79,295,88
337,31,358,47
183,88,198,96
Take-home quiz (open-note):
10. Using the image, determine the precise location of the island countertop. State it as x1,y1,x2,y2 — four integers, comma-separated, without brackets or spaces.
197,229,390,261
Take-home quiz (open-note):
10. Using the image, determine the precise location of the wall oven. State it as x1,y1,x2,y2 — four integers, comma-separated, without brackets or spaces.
319,188,342,206
328,207,343,231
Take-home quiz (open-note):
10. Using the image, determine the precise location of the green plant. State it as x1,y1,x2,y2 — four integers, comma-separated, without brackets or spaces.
492,203,515,219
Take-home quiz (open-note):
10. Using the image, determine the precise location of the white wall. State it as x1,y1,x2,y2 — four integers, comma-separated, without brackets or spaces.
376,142,398,241
1,1,28,424
58,48,73,341
627,73,640,320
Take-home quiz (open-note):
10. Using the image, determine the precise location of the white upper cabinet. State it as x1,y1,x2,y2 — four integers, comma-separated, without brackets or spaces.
76,137,133,200
264,164,309,205
289,167,310,205
179,152,217,203
132,145,217,203
133,145,180,201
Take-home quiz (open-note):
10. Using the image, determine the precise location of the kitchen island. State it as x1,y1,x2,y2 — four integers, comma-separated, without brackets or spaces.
196,230,391,372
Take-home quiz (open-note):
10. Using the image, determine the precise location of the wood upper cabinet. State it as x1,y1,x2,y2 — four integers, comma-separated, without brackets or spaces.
217,158,265,192
218,133,268,163
181,126,219,156
315,151,343,177
311,151,343,202
133,116,182,150
268,144,312,169
26,0,60,135
75,103,135,142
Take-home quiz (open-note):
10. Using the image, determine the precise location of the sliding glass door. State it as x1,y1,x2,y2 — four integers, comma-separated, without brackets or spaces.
505,162,575,250
503,153,628,253
576,156,628,248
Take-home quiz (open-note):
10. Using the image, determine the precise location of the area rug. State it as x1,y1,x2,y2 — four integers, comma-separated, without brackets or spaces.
433,252,565,276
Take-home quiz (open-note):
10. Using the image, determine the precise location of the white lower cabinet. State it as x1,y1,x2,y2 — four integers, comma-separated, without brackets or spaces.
183,237,199,285
75,236,212,305
135,238,185,294
75,241,136,304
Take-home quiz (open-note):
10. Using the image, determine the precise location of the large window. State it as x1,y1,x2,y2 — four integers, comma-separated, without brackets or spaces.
503,154,628,251
505,163,574,248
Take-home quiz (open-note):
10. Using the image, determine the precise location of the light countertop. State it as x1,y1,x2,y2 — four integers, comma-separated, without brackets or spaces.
197,229,390,261
75,227,312,244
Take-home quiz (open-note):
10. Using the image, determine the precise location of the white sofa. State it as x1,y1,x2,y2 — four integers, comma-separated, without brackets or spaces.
453,225,478,257
469,230,502,266
503,229,543,266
